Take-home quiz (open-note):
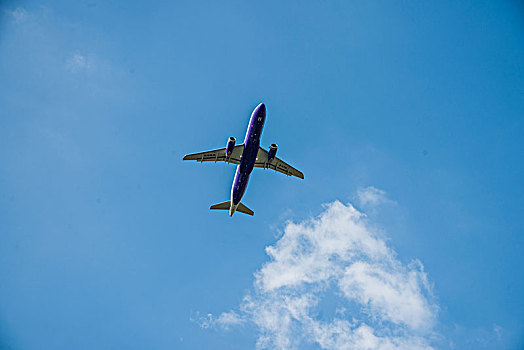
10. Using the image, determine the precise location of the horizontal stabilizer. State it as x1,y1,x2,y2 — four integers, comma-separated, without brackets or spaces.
209,200,254,216
210,201,231,210
237,202,254,216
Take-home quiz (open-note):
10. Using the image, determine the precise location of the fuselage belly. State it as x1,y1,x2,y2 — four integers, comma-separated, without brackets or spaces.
229,103,266,215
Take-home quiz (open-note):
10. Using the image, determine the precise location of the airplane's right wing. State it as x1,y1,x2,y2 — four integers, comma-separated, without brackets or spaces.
183,144,244,164
254,147,304,179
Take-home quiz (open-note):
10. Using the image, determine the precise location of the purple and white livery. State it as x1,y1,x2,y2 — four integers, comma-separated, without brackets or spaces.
183,103,304,216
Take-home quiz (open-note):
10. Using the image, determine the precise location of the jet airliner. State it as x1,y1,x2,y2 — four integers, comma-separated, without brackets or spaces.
183,103,304,216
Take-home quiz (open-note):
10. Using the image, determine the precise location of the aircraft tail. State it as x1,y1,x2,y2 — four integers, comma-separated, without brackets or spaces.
209,200,254,216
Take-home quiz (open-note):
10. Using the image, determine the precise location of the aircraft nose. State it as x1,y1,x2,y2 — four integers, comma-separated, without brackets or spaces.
256,103,266,117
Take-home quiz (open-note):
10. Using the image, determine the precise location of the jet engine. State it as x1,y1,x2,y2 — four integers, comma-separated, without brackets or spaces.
226,137,236,156
268,143,278,162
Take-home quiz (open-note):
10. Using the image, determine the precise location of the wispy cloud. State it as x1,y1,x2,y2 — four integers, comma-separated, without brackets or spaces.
200,200,439,349
66,51,93,72
357,186,395,208
5,6,104,77
6,7,28,23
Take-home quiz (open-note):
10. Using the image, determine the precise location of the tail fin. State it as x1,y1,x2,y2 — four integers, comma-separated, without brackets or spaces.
209,200,254,216
210,200,231,210
237,202,254,216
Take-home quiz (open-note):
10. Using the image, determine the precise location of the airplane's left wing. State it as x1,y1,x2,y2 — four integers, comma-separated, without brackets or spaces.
254,147,304,179
183,144,244,164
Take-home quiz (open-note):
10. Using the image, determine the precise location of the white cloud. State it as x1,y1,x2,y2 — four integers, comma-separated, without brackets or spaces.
203,200,439,349
216,311,243,329
339,260,434,332
357,186,394,207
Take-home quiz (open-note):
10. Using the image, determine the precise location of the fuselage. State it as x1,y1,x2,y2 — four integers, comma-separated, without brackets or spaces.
230,103,266,215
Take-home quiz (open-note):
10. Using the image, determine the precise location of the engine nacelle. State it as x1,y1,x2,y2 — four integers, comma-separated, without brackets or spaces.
226,137,236,155
268,143,278,162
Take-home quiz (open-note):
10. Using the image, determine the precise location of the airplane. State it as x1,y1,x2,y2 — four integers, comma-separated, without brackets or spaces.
183,103,304,216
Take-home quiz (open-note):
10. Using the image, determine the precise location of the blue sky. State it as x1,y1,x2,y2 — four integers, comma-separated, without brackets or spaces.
1,1,523,349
